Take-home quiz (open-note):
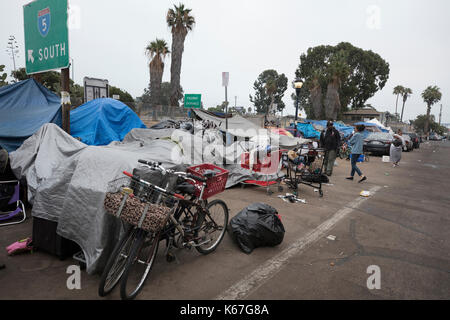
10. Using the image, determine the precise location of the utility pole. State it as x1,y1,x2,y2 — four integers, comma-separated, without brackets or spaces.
439,104,442,126
235,96,237,108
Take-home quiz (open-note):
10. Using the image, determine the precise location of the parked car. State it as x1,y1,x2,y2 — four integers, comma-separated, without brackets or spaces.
429,133,443,141
363,132,393,156
402,134,414,151
404,132,420,149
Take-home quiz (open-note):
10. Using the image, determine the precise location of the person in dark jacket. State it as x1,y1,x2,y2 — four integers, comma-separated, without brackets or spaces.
320,120,341,176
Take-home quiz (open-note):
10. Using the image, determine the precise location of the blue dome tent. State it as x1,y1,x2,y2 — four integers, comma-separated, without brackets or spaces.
70,98,146,146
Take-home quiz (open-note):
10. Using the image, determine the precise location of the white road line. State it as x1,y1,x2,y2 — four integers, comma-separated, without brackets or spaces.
215,185,382,300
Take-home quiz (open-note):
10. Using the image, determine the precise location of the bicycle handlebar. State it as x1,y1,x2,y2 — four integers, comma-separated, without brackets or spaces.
186,173,207,183
122,171,185,200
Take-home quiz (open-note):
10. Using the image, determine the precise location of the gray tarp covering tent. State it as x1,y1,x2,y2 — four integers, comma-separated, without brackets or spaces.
192,109,310,148
9,123,295,274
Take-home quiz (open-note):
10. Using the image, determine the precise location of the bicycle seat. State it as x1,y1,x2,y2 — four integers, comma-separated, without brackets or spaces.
175,182,196,195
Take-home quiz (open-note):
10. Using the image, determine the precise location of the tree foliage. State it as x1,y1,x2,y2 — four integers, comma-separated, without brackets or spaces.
249,69,288,114
412,114,447,135
146,39,170,107
421,85,442,135
0,65,8,87
294,42,390,119
167,3,195,107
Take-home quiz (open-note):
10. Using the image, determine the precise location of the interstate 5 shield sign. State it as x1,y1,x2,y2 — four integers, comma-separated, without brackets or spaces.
37,7,51,37
24,0,69,74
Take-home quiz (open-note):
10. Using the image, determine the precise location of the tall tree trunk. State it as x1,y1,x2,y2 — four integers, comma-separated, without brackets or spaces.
424,104,431,137
324,78,341,120
150,59,164,119
395,94,399,116
310,79,323,119
400,98,406,122
170,29,187,108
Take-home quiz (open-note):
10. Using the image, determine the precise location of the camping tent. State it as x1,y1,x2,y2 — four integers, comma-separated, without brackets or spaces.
70,98,146,145
0,79,62,152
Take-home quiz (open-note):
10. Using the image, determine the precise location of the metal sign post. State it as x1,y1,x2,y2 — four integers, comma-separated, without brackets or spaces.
222,72,229,130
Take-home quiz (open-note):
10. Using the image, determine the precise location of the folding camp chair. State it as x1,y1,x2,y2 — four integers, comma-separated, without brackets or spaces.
0,180,26,227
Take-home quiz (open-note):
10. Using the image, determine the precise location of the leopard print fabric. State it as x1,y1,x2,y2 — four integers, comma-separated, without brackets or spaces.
104,192,169,232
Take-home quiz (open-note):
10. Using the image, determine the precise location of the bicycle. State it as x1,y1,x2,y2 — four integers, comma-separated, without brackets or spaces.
98,160,229,300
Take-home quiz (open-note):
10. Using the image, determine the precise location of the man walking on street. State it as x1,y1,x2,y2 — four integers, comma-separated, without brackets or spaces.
320,120,341,176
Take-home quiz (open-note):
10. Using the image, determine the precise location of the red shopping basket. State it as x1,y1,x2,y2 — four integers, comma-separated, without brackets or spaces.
187,164,229,200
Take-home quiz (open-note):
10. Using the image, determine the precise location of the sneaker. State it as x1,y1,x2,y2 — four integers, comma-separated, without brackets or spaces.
358,176,367,183
346,177,354,180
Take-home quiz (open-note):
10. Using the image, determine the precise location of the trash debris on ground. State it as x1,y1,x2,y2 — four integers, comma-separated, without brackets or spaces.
326,235,336,241
314,188,319,192
384,172,390,176
228,203,285,254
360,190,371,197
382,155,390,162
324,183,334,186
6,237,33,255
330,262,335,266
278,193,306,204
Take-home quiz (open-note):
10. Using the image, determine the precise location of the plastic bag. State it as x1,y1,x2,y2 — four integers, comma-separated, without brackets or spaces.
228,203,285,254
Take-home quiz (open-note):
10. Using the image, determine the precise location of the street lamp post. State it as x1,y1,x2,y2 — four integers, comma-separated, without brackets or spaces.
294,78,304,136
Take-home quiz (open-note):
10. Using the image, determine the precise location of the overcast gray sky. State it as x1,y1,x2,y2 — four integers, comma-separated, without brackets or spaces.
1,0,449,123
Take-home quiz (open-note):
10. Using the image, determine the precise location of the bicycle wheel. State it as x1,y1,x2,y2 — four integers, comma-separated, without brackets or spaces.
195,199,229,255
98,227,137,297
120,228,160,300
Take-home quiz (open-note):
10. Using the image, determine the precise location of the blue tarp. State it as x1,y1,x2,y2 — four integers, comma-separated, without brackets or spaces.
0,79,62,153
70,98,146,146
295,123,321,139
304,119,355,138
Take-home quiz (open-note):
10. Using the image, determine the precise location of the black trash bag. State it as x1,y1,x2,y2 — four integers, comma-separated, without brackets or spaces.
228,203,285,254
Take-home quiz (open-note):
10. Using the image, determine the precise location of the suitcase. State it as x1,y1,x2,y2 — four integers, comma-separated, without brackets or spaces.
32,216,80,260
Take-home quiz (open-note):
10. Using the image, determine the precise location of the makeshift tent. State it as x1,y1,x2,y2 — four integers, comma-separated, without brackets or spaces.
304,120,354,138
269,128,293,137
295,123,321,139
70,98,146,146
192,109,309,148
0,79,62,152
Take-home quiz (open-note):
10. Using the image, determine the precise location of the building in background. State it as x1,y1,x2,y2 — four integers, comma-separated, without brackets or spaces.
342,107,386,125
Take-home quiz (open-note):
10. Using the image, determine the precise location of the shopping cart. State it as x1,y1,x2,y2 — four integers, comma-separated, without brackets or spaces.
240,146,288,195
282,145,328,197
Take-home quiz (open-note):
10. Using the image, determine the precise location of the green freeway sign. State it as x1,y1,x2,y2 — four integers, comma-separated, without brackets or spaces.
184,94,202,108
23,0,69,74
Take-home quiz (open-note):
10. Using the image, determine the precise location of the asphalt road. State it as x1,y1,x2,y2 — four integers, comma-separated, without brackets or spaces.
1,140,449,300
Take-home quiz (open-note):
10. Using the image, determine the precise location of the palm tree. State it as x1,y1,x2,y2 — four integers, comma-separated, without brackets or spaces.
167,3,195,107
400,87,412,122
324,51,349,120
393,85,404,117
421,85,442,137
145,39,170,110
309,72,323,119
